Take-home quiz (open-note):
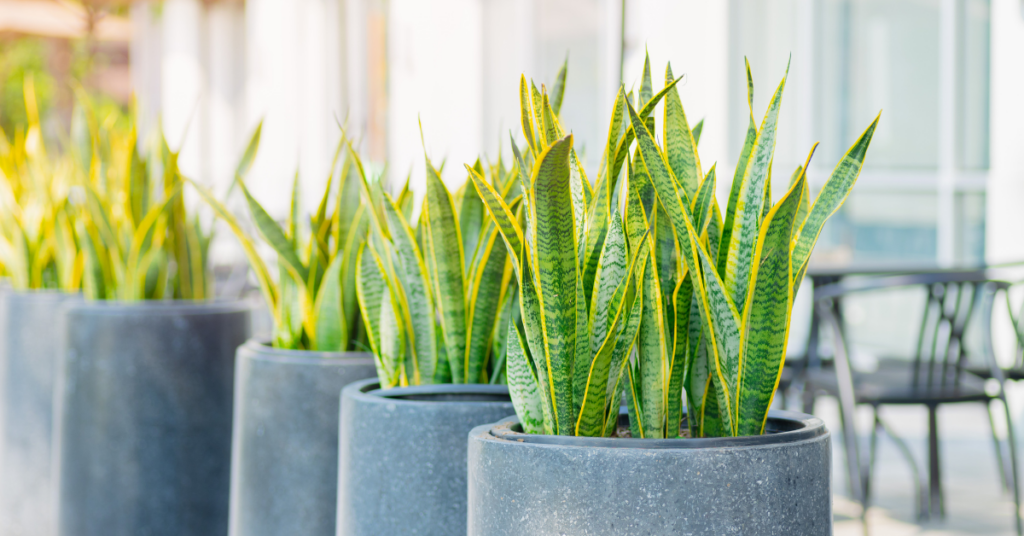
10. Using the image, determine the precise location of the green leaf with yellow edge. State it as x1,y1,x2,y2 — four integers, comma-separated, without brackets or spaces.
506,320,546,434
313,253,348,352
792,115,880,284
723,60,788,315
465,224,509,385
424,157,468,383
664,62,703,197
736,169,803,435
237,180,309,285
529,134,578,434
718,58,757,277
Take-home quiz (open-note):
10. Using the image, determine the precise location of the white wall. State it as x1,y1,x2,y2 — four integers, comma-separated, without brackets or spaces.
244,0,346,215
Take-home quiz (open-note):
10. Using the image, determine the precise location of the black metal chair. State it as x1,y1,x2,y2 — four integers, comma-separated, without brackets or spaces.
808,271,1021,534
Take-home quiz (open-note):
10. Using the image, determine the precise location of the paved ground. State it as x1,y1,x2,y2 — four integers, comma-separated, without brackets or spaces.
811,395,1024,535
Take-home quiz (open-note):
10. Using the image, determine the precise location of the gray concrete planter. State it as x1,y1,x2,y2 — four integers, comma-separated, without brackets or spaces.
228,340,375,536
336,379,514,536
55,301,250,536
468,410,832,536
0,290,79,536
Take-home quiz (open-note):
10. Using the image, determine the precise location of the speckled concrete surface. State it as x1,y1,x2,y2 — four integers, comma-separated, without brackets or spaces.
56,301,250,536
227,341,375,536
468,413,832,536
0,291,78,536
336,379,514,536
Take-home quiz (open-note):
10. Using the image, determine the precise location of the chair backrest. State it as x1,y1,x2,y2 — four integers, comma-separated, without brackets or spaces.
814,270,1007,390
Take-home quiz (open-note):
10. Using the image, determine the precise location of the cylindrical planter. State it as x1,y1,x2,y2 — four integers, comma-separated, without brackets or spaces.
55,301,250,536
0,290,79,536
228,340,376,536
337,379,515,536
468,410,832,536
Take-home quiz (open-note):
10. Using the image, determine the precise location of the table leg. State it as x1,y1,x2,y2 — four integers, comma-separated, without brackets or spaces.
928,404,945,518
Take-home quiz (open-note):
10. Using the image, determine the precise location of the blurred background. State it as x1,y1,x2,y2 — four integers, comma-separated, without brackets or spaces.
4,0,1024,533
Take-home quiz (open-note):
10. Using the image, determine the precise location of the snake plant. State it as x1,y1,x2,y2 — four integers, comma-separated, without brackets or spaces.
70,94,213,301
0,77,81,291
475,54,878,438
190,128,370,352
355,144,517,388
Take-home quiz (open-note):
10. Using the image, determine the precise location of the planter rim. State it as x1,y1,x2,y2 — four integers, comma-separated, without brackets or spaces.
483,409,826,450
344,378,512,406
66,298,250,316
238,338,373,365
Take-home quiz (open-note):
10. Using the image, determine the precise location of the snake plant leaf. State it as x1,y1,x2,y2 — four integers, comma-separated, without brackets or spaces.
530,134,578,433
575,250,644,437
666,274,692,438
636,253,668,437
382,193,437,383
312,253,348,352
467,164,525,279
465,225,509,384
718,58,757,276
664,62,703,197
707,201,723,273
627,98,739,436
792,115,880,284
490,277,518,384
639,53,654,112
530,82,549,149
277,265,304,349
760,166,773,225
692,119,704,147
185,178,277,309
230,121,262,194
789,165,811,233
551,56,568,116
723,60,788,315
520,76,538,155
237,180,309,286
581,87,626,299
518,256,556,433
356,244,385,362
377,268,406,388
424,158,468,383
126,185,181,296
736,173,803,435
459,162,486,269
692,165,717,236
507,319,546,434
588,209,627,357
697,243,742,435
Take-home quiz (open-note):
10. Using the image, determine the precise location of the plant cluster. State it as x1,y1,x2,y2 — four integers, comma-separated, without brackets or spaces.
355,149,518,387
192,128,371,352
0,80,213,301
474,54,879,437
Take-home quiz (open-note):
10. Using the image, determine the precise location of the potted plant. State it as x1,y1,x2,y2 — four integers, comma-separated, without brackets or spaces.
466,54,879,535
0,78,82,536
189,130,378,536
53,99,251,536
336,129,522,535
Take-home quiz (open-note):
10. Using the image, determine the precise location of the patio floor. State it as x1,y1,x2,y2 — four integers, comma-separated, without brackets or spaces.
816,393,1024,535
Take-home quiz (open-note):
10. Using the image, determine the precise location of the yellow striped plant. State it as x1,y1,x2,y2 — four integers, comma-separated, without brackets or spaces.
623,54,880,438
354,145,518,388
70,95,211,302
475,53,878,438
467,60,680,436
0,77,82,291
188,128,370,352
